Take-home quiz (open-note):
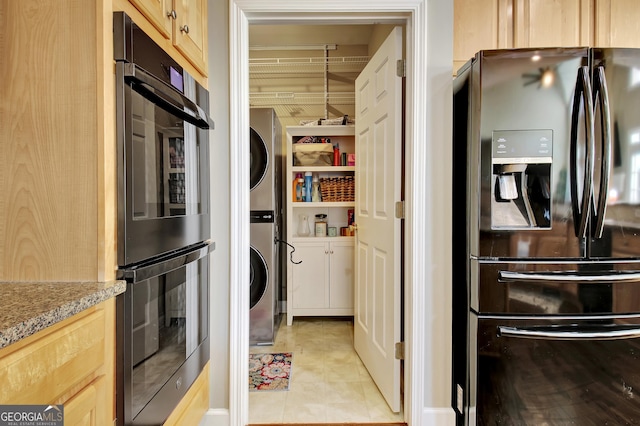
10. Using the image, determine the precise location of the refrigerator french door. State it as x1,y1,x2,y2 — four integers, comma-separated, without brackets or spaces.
453,48,640,425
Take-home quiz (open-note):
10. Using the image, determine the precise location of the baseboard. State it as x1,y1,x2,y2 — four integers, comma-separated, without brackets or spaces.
421,406,456,425
199,408,230,426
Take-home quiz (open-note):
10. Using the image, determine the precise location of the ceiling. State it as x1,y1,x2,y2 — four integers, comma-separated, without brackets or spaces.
249,24,375,48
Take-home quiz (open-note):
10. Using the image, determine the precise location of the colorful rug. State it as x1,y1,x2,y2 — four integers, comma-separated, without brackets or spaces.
249,352,292,391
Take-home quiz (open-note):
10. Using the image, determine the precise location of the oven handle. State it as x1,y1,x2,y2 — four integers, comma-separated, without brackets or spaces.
498,325,640,341
122,62,214,129
118,241,214,283
499,270,640,283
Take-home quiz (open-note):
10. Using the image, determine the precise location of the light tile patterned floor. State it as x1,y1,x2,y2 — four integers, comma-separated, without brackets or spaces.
249,317,404,424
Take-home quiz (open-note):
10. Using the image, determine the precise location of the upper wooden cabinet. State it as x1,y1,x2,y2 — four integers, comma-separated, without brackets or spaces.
595,0,640,47
173,0,208,76
513,0,592,48
129,0,173,38
455,0,640,74
454,0,512,72
128,0,208,76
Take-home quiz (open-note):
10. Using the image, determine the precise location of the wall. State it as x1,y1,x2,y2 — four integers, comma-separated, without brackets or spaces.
207,0,231,419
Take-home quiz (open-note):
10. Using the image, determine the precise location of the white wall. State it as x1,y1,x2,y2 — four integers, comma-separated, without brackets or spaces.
207,0,231,418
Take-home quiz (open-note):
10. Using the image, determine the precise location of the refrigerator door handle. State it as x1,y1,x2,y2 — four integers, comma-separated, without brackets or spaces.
498,325,640,341
592,65,612,239
499,270,640,283
569,66,595,239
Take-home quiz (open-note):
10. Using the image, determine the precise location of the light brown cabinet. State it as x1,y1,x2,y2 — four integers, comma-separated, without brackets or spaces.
595,0,640,47
512,0,592,48
128,0,208,75
0,300,115,424
453,0,512,72
454,0,640,74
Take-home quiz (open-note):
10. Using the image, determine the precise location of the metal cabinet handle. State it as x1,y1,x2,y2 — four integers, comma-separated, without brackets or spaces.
167,10,177,19
498,325,640,341
181,24,190,34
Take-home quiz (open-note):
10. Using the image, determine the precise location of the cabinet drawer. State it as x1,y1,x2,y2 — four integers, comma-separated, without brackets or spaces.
0,308,105,404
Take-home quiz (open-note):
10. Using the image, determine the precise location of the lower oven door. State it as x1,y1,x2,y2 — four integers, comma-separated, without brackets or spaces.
469,314,640,426
117,242,212,425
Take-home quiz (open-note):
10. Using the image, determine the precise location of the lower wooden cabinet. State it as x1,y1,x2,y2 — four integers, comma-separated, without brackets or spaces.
64,376,108,426
0,300,115,424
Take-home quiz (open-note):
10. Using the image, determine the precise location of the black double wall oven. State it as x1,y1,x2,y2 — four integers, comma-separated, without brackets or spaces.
113,12,214,426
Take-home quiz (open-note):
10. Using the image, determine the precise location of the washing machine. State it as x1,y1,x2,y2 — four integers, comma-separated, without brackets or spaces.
250,210,281,345
250,108,283,345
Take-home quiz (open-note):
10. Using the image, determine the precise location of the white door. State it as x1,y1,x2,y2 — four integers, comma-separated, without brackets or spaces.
353,26,403,413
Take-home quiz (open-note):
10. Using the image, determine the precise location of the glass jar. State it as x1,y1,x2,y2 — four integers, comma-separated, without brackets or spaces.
314,214,327,237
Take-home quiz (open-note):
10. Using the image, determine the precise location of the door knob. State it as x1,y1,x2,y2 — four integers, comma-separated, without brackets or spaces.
167,10,177,19
180,25,190,34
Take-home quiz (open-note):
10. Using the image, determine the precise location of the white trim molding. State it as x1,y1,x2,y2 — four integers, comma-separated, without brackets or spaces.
227,1,454,425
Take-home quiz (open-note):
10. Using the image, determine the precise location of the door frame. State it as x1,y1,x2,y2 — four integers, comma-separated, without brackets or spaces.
228,1,453,425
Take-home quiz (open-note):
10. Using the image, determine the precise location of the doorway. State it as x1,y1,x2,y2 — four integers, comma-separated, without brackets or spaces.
248,23,404,423
227,1,453,426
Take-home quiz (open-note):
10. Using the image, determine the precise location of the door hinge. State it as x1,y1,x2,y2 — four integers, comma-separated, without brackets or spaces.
395,341,405,360
396,59,406,78
395,201,405,219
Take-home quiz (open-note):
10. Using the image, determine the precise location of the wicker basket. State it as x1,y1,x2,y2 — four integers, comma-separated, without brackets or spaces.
319,176,355,202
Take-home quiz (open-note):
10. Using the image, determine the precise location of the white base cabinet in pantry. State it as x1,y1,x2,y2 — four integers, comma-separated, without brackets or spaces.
288,239,354,325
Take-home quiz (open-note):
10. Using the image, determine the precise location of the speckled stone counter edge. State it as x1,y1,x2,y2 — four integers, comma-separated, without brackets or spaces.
0,280,127,349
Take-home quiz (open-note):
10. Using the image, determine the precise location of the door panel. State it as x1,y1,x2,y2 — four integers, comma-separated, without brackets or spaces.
472,260,640,315
173,0,208,75
354,26,403,413
472,315,640,425
592,48,640,260
473,48,590,260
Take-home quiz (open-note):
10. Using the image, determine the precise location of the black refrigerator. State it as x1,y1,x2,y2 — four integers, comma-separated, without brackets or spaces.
453,47,640,425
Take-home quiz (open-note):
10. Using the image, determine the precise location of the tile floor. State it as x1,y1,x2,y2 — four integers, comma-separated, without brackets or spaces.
249,316,404,424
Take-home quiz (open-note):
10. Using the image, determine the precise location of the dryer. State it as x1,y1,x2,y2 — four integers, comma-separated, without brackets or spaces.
250,108,282,211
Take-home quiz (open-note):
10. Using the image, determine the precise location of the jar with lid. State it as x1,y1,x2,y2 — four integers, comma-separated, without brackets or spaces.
314,214,327,237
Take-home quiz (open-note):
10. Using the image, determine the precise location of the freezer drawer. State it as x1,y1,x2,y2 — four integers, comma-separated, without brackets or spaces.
464,315,640,426
472,260,640,315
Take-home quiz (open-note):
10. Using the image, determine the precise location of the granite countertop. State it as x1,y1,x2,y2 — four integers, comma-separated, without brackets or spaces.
0,280,126,349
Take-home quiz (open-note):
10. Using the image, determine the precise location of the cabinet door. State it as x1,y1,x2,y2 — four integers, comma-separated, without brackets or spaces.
595,0,640,47
291,242,329,309
513,0,592,48
329,241,354,309
173,0,208,75
454,0,512,73
63,376,107,426
129,0,172,38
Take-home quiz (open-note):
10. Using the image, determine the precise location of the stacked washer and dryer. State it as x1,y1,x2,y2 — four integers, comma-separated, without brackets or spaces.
249,108,283,345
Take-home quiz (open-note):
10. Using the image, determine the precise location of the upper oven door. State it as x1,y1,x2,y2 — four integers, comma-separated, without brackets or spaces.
116,62,212,266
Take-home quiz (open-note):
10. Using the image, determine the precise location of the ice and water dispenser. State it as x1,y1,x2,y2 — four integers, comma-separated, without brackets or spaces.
491,130,552,229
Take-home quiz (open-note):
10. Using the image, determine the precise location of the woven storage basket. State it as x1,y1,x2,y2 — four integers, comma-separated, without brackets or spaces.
319,176,355,202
